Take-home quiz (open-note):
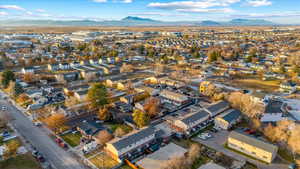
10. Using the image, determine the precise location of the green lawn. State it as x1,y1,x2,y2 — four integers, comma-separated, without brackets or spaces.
106,123,133,133
119,165,133,169
0,153,41,169
278,148,295,163
60,132,82,147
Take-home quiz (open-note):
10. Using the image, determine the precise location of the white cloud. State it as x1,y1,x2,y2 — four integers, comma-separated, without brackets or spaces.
148,0,240,10
177,8,235,13
232,11,300,18
0,5,25,11
93,0,133,3
36,9,46,13
122,0,133,3
247,0,272,7
0,11,8,16
93,0,107,2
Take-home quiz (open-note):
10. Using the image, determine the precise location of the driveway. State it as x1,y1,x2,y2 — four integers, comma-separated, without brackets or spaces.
193,130,289,169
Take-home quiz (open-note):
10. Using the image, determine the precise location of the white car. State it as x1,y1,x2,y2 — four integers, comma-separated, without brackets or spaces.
1,106,7,111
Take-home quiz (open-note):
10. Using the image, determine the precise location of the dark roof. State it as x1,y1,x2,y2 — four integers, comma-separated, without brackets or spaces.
222,109,241,123
205,101,230,117
111,127,156,150
76,89,88,96
181,110,209,125
77,121,104,136
265,100,284,114
229,130,278,153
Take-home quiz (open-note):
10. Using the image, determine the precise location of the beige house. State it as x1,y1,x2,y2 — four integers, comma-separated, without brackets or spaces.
214,109,241,130
105,127,157,162
228,131,278,163
172,110,210,135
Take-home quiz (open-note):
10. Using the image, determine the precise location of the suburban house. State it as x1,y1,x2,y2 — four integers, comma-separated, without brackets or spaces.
47,63,59,71
134,85,160,96
59,62,71,70
74,89,88,101
203,101,230,117
55,72,80,83
77,121,105,140
136,143,187,169
227,130,278,163
105,127,159,162
280,82,297,93
160,89,190,106
21,66,35,74
214,109,242,130
171,110,210,136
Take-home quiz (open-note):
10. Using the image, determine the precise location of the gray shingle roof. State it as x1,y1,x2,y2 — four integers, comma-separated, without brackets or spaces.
181,110,209,125
222,109,241,123
111,127,156,151
206,101,230,116
229,130,278,154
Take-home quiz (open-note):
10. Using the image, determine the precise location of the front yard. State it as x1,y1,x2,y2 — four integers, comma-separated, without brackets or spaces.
60,132,82,147
0,153,41,169
89,152,120,169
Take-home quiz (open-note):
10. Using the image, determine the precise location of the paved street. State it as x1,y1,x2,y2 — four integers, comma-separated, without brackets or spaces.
193,130,289,169
0,96,87,169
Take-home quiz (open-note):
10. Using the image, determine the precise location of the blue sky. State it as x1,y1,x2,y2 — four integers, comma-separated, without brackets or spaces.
0,0,300,24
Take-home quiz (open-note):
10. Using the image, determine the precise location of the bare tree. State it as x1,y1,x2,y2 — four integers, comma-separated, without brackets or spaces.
96,130,113,145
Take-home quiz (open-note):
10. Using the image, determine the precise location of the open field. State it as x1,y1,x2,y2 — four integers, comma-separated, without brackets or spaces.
232,79,280,92
2,26,300,34
0,153,42,169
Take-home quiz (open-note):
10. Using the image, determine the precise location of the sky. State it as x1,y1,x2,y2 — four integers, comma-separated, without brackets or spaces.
0,0,300,24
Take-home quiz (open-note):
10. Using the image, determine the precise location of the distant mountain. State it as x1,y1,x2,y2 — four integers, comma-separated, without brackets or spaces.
0,17,277,27
199,19,275,26
228,19,274,26
200,20,221,26
121,16,158,22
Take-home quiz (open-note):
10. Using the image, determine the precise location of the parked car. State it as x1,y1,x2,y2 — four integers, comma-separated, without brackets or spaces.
1,106,7,111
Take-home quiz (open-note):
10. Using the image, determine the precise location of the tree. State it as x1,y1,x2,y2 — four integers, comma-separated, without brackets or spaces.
143,97,161,118
132,109,149,128
64,96,79,108
17,93,31,104
23,73,35,83
43,113,66,133
1,70,15,88
4,139,21,159
7,81,24,97
114,127,126,137
87,83,109,109
96,130,113,145
98,106,111,121
187,144,200,165
120,63,134,73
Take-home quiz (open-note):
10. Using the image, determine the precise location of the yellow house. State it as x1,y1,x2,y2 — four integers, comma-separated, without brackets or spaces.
117,82,125,91
228,131,278,163
199,81,211,93
145,77,158,84
106,79,114,88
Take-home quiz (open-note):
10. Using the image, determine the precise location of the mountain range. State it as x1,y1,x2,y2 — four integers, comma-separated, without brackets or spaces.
0,16,278,27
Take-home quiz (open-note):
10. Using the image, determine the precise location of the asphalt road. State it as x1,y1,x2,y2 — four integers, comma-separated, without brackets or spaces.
0,98,87,169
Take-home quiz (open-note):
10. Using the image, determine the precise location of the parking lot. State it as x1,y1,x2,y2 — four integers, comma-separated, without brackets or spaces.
193,130,289,169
